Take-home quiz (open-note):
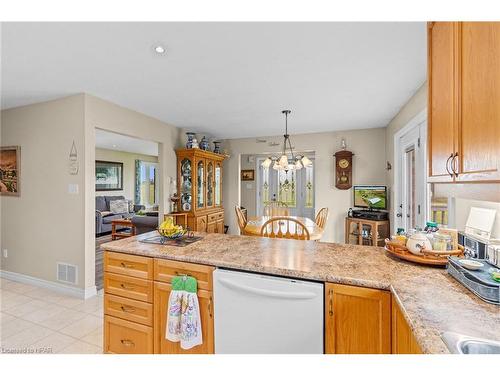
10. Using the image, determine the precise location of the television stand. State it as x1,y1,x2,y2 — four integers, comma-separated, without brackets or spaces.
345,217,390,247
351,209,389,221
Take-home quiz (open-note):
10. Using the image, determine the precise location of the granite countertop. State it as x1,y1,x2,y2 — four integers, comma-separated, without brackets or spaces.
101,232,500,354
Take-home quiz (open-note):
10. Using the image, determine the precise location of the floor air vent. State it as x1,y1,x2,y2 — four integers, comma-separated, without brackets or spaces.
57,262,77,284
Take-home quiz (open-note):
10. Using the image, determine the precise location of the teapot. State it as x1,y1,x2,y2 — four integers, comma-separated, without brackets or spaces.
406,231,432,255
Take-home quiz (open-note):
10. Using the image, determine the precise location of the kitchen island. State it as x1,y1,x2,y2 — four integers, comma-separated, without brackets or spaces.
101,232,500,354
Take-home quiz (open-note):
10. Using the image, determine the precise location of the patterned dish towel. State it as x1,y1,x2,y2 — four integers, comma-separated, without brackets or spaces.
165,276,203,350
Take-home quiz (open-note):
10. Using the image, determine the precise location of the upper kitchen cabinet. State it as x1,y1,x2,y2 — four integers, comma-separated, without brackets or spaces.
428,22,458,182
428,22,500,183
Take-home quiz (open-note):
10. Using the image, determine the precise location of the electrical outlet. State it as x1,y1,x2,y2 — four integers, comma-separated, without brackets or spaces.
3,249,8,258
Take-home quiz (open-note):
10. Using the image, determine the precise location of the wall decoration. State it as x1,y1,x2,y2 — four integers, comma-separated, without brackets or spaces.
68,141,79,175
96,160,123,191
241,169,255,181
0,146,20,196
334,150,354,190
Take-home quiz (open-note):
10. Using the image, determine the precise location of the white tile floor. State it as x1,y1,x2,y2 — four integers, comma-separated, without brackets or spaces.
0,277,103,354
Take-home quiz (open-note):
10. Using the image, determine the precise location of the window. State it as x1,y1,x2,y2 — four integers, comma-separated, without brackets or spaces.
135,161,159,207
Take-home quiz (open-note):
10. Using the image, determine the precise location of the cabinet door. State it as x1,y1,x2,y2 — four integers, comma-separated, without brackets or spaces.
206,221,216,233
457,22,500,181
206,161,214,208
427,22,458,182
214,162,222,207
391,301,422,354
195,159,205,210
104,315,153,354
195,215,207,232
216,220,224,234
154,282,214,354
325,283,391,354
179,157,193,212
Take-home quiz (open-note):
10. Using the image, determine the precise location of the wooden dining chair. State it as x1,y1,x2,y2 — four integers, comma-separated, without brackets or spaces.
235,206,248,235
315,207,329,230
263,201,290,217
260,216,310,240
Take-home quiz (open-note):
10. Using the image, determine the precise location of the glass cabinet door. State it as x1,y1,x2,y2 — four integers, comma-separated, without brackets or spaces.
207,161,214,207
215,162,222,206
196,160,205,209
180,158,192,211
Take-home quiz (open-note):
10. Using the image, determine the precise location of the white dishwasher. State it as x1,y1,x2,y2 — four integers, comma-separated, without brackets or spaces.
213,268,324,354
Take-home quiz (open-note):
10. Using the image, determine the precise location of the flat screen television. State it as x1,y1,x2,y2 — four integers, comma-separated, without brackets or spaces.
353,185,387,210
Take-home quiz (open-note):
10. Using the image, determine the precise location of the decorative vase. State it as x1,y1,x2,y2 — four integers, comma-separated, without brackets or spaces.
191,137,199,148
213,141,221,154
200,136,209,151
185,132,196,149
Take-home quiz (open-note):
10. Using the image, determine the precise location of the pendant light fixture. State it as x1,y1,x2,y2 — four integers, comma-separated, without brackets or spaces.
261,110,312,171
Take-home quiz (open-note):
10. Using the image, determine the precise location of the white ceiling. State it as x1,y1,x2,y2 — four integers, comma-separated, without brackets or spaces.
1,22,426,138
95,128,158,156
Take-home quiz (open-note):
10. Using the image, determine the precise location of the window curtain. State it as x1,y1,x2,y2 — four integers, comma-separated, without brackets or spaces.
134,160,141,204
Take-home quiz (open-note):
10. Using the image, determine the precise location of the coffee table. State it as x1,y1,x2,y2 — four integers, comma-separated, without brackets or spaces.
111,218,136,240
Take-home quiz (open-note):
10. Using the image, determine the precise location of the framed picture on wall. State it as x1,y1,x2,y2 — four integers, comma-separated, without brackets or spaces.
241,169,255,181
96,160,123,191
0,146,21,196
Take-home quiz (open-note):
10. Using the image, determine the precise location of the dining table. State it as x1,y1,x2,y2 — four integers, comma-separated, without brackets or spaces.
244,215,324,240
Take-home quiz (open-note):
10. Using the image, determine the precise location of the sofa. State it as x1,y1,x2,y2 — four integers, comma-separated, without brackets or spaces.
95,195,144,235
131,213,159,235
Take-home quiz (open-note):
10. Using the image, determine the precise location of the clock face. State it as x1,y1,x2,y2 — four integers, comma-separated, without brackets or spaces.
338,159,350,169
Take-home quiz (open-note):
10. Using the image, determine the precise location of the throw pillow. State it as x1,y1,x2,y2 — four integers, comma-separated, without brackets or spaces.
110,199,129,214
127,200,134,213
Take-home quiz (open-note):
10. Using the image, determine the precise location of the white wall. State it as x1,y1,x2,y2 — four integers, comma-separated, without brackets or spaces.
240,154,257,217
1,95,87,289
95,148,158,200
222,128,387,243
1,94,182,296
84,94,182,291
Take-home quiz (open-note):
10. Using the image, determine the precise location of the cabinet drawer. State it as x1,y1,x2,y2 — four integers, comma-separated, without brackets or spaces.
154,259,214,290
104,315,153,354
208,212,224,223
104,251,153,280
104,294,153,326
104,273,153,302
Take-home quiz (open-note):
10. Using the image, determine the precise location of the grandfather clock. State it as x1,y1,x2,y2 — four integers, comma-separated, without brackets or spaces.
334,150,353,189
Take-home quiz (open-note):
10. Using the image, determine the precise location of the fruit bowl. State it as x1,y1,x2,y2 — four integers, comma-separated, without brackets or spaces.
158,227,186,240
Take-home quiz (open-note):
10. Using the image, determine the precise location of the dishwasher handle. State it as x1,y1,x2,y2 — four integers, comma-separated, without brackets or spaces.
217,277,319,300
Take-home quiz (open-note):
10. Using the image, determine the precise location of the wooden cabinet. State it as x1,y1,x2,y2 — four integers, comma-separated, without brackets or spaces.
345,217,390,247
325,283,391,354
428,21,458,182
428,22,500,182
392,301,422,354
153,282,215,354
104,251,154,354
176,148,226,232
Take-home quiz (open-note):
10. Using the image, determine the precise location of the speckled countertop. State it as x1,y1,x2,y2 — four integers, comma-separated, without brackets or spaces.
102,232,500,354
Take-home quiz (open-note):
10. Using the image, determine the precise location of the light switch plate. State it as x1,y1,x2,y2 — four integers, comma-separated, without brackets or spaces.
68,184,79,194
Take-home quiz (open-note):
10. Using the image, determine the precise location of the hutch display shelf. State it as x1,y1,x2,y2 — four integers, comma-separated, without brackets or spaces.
175,148,225,233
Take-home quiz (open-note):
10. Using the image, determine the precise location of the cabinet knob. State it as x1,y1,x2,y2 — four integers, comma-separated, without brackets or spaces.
120,339,135,347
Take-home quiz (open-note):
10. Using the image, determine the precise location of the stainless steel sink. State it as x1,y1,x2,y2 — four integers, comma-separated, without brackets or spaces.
442,332,500,354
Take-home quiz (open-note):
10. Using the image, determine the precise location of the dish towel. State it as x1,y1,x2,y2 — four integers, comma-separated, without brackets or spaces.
165,275,203,350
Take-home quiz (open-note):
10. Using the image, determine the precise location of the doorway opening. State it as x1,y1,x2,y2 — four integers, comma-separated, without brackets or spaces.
393,109,428,234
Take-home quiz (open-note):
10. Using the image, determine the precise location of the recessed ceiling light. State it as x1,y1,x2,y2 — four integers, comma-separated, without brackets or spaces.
154,45,166,54
112,144,117,148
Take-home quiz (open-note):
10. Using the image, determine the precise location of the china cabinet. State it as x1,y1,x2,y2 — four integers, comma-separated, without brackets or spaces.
176,149,225,233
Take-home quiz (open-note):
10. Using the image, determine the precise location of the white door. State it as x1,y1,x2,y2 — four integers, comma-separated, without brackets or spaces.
256,158,315,219
395,114,427,233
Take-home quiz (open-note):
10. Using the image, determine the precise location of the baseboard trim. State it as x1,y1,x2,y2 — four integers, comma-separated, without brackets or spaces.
0,270,97,300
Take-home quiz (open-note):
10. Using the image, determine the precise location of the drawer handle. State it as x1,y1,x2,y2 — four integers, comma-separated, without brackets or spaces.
328,289,334,317
120,339,135,347
208,296,213,318
120,262,134,268
120,283,135,290
174,271,192,277
120,305,136,313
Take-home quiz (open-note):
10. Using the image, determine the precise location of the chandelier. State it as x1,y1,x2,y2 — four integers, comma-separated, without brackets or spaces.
261,110,313,171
